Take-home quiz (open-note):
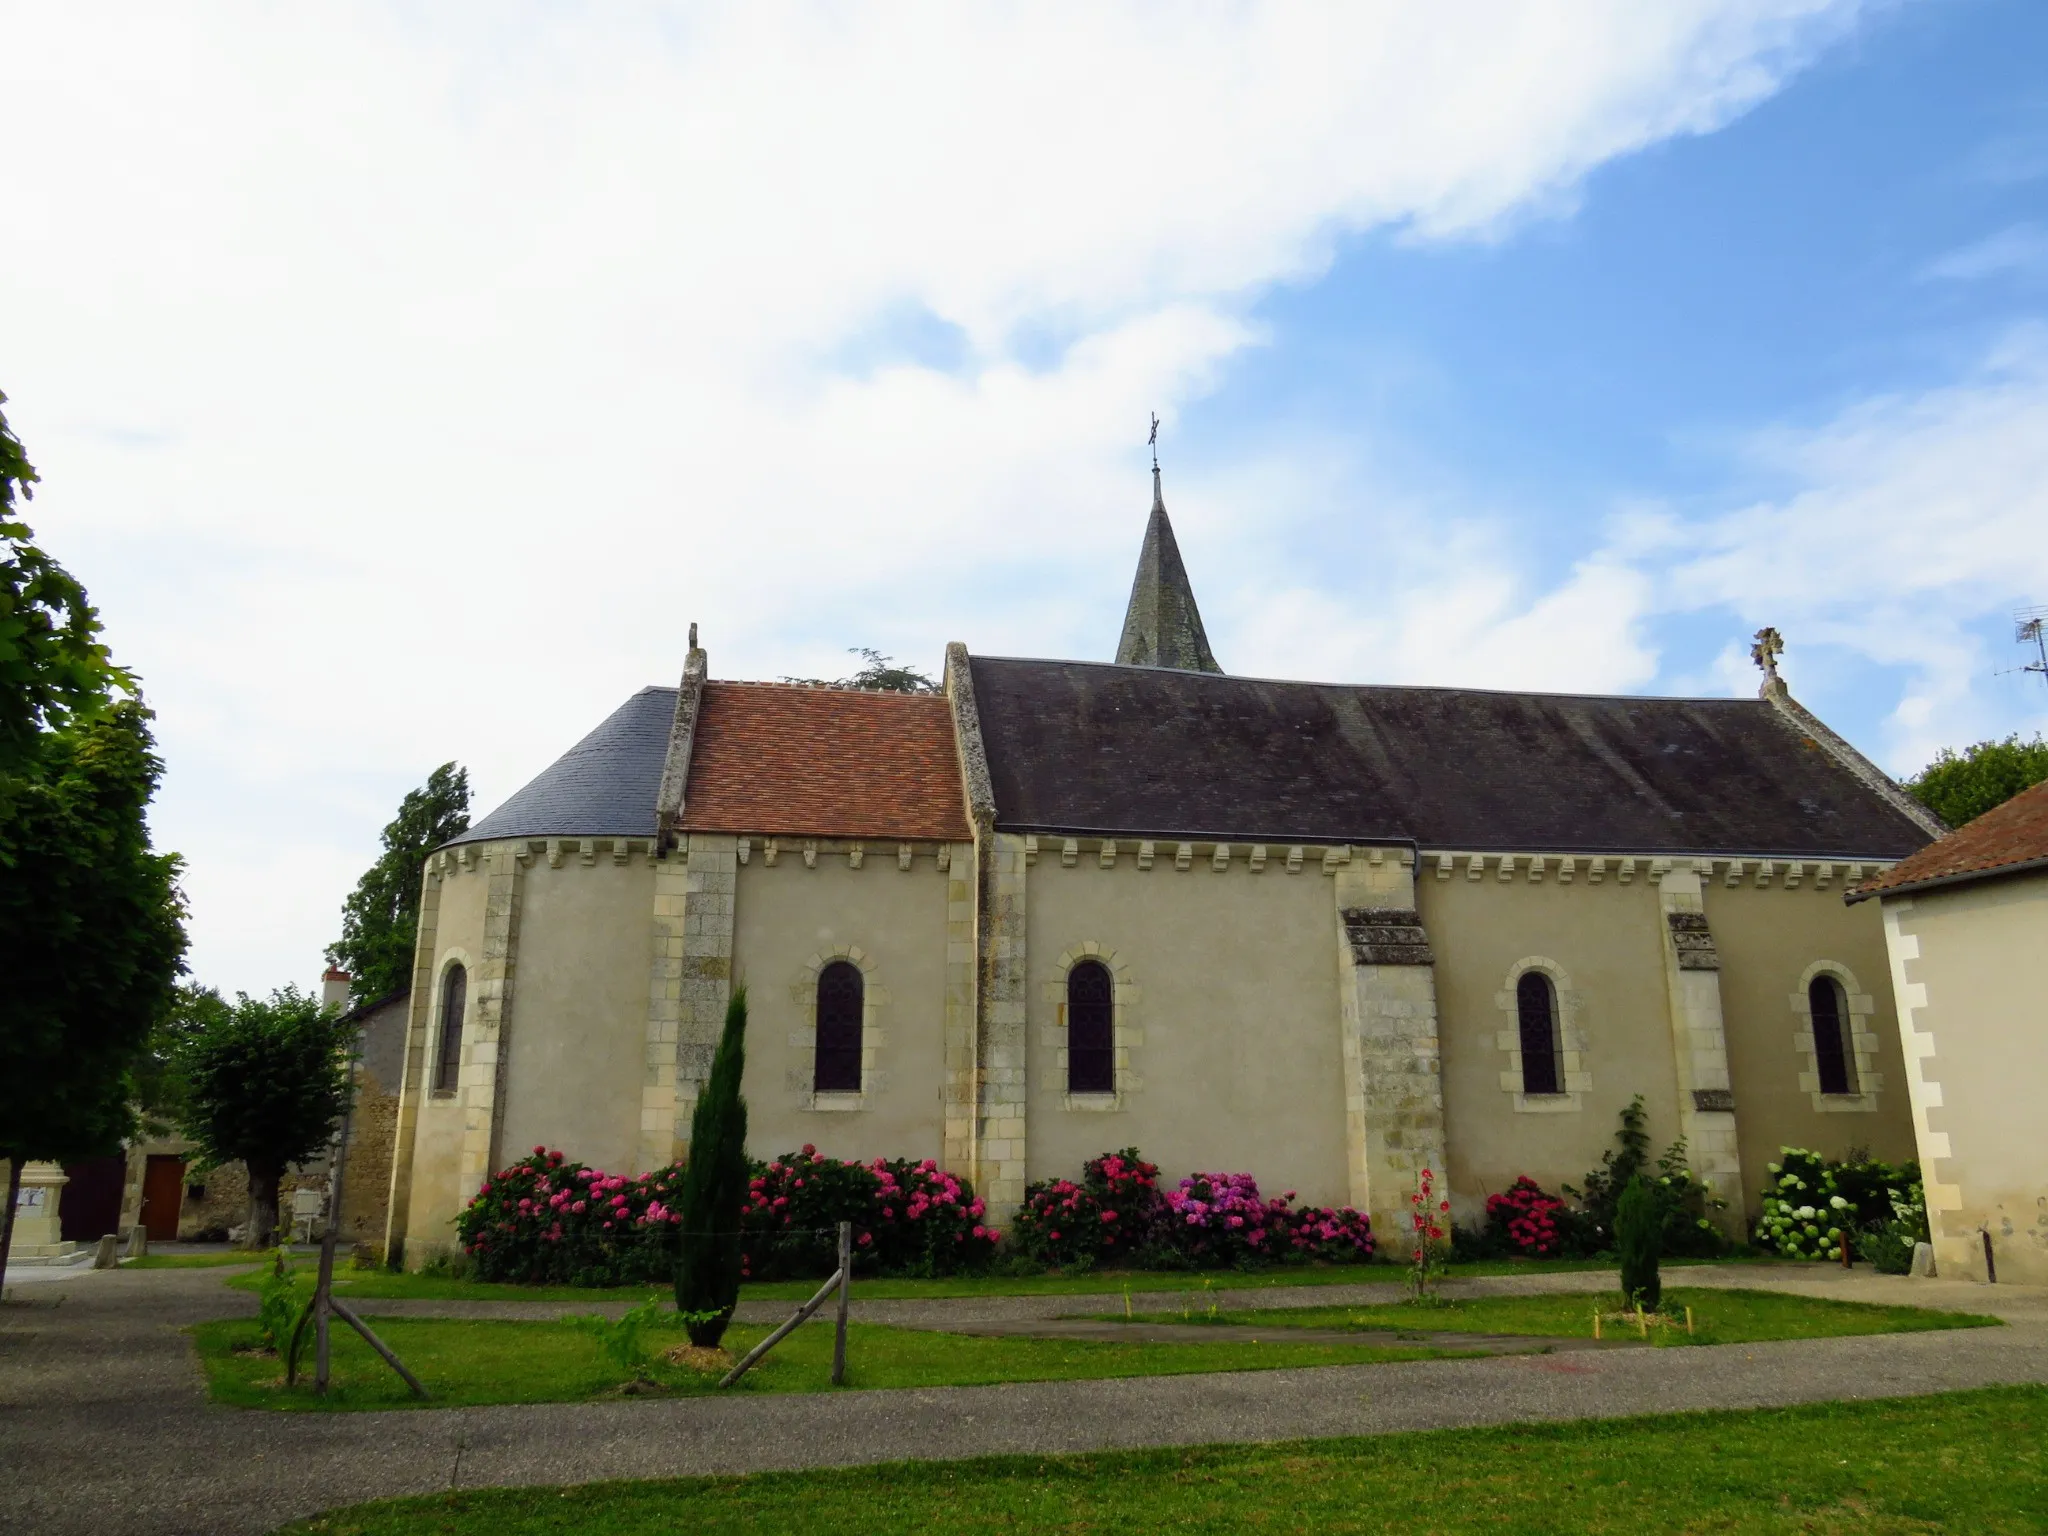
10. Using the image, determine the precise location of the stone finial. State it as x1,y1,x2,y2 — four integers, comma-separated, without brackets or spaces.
1114,468,1222,673
1751,626,1785,691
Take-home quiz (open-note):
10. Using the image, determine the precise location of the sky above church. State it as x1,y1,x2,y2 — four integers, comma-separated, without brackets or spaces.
5,2,2046,995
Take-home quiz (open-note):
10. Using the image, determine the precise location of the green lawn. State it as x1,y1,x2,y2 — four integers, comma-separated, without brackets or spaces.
193,1315,1470,1411
1129,1287,2000,1346
226,1254,1768,1304
125,1251,270,1269
272,1385,2048,1534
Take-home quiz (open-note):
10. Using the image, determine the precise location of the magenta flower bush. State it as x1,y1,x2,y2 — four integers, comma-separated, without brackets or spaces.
1014,1149,1373,1270
742,1144,997,1280
1484,1175,1566,1258
1012,1148,1162,1268
456,1147,683,1285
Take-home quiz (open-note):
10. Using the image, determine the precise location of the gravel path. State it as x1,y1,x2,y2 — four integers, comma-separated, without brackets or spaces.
2,1264,2042,1536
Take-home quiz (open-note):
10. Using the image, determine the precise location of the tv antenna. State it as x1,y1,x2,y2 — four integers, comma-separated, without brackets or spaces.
2007,605,2048,688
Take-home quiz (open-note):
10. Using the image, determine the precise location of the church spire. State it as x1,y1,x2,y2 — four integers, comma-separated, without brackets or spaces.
1115,456,1222,674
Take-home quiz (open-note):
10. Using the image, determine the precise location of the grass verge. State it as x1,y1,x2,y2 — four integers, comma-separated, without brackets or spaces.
193,1316,1469,1410
124,1252,268,1269
273,1385,2048,1534
226,1255,1767,1304
1108,1287,2000,1346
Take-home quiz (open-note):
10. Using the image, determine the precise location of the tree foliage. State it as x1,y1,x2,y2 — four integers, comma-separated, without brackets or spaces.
783,647,940,694
173,985,355,1248
1615,1175,1662,1312
0,702,186,1252
675,986,750,1347
0,391,130,770
327,762,470,1001
1906,734,2048,828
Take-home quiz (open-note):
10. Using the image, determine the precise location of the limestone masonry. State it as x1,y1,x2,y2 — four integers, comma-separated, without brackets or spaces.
382,475,1935,1266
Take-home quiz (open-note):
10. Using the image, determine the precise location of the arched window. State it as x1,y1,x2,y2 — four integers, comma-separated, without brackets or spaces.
1067,960,1114,1094
1516,970,1561,1095
814,960,864,1092
433,963,467,1095
1809,975,1856,1095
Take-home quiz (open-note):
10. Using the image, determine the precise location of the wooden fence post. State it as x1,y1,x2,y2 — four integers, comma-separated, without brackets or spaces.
832,1221,850,1386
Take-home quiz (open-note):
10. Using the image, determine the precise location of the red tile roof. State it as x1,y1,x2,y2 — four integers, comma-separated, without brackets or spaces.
677,682,972,842
1849,776,2048,903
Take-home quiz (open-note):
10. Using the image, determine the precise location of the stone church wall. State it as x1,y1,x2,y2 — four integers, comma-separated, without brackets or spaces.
732,845,956,1166
1021,850,1353,1210
1709,874,1916,1202
497,855,658,1177
1423,866,1684,1224
394,844,494,1262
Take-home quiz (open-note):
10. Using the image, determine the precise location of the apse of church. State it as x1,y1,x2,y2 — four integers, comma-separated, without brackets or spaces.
381,476,1938,1268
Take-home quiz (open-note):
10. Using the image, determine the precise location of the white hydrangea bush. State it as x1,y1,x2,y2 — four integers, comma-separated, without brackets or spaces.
1755,1149,1852,1260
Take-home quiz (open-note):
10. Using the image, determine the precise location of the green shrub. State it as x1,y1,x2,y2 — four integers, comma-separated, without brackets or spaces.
675,986,750,1347
256,1247,304,1356
1565,1096,1728,1258
1615,1176,1661,1312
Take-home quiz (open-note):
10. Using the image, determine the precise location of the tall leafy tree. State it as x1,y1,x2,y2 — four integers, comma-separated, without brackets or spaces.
1,391,130,770
675,986,750,1347
173,986,355,1248
0,392,185,1275
327,763,470,1001
1907,734,2048,829
0,701,188,1273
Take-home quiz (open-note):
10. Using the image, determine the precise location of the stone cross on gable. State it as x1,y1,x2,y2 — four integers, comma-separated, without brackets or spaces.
1751,626,1784,680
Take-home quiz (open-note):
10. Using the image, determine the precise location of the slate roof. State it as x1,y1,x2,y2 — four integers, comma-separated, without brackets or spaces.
1848,776,2048,902
677,682,971,841
450,681,970,849
452,686,674,847
967,656,1933,860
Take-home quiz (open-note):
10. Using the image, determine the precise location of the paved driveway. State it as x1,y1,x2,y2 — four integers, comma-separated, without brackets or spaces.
2,1263,2042,1536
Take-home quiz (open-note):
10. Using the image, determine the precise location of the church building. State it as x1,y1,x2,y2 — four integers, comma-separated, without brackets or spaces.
382,472,1939,1265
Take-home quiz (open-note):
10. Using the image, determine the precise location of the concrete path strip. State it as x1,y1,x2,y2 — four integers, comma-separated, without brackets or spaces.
0,1266,2041,1536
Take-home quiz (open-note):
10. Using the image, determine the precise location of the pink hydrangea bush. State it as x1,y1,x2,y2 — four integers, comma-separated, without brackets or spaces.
742,1145,998,1280
459,1144,998,1287
1012,1148,1163,1268
1484,1175,1566,1258
457,1147,684,1285
1015,1150,1372,1270
1166,1173,1377,1267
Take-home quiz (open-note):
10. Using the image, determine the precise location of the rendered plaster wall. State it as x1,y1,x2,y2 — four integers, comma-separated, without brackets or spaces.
1022,850,1351,1209
1883,874,2048,1285
497,854,659,1177
732,845,954,1167
398,851,492,1263
1422,867,1682,1221
1708,877,1916,1211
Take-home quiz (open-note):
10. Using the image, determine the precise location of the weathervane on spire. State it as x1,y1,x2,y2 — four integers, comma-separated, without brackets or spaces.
1149,412,1160,472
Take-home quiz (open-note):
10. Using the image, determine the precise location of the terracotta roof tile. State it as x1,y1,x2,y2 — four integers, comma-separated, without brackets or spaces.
678,682,971,842
1849,777,2048,902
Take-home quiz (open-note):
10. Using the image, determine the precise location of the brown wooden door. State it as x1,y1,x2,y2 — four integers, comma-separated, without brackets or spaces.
139,1155,185,1241
60,1155,127,1242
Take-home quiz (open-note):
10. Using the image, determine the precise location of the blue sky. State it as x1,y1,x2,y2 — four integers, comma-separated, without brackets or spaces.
4,2,2046,991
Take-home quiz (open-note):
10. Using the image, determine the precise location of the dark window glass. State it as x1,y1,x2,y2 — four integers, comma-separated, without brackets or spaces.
814,961,864,1092
1517,971,1561,1095
434,964,467,1094
1067,960,1115,1094
1810,976,1855,1094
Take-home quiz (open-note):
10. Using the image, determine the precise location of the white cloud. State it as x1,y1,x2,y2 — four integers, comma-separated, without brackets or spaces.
1923,222,2048,283
1643,330,2048,770
0,1,1863,989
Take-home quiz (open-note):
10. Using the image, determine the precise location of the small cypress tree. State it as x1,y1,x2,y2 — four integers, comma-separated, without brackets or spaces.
675,986,749,1347
1615,1174,1661,1313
